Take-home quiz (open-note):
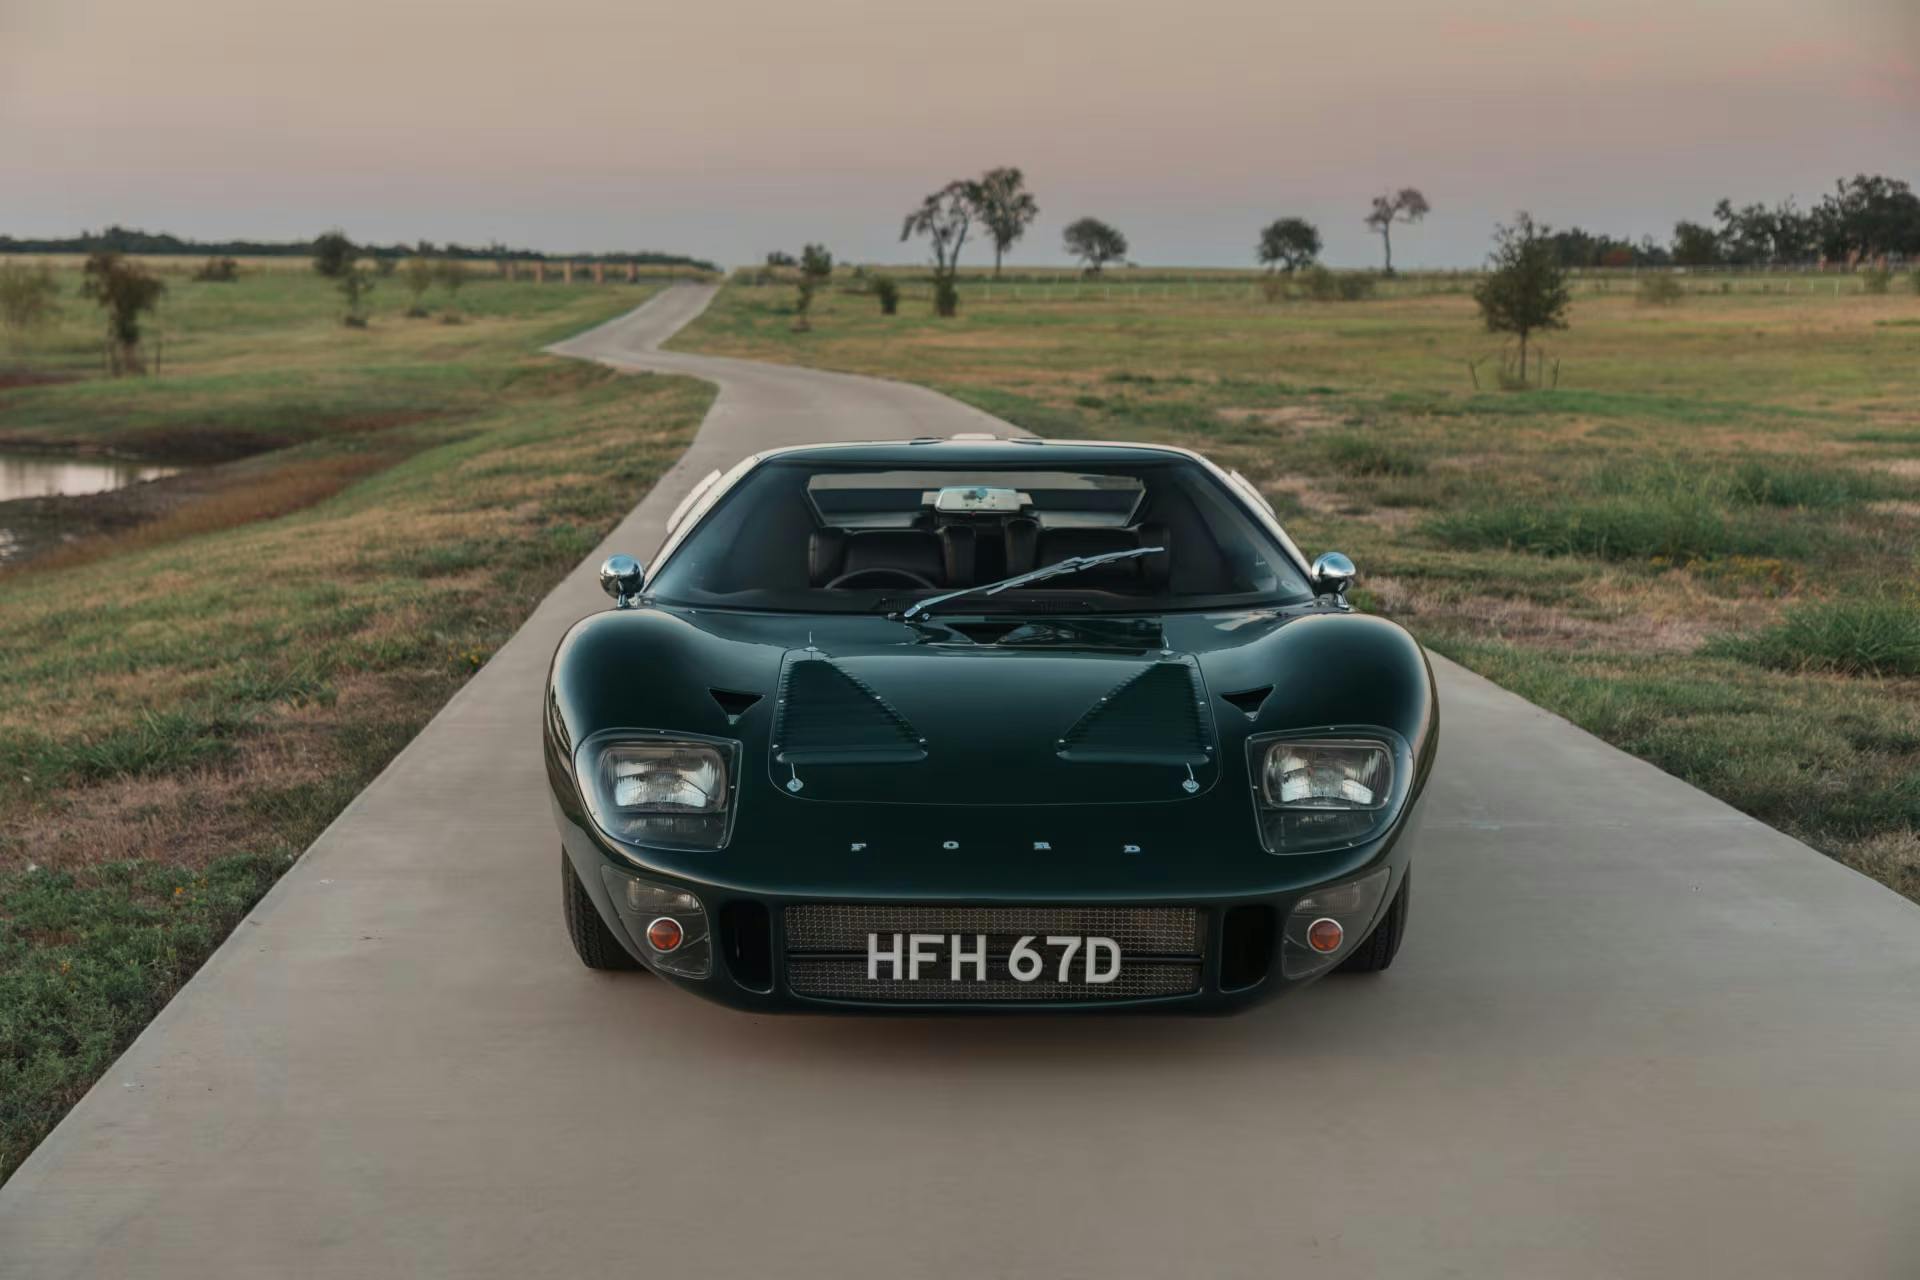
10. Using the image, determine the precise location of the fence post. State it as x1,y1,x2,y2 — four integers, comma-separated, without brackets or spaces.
533,261,545,283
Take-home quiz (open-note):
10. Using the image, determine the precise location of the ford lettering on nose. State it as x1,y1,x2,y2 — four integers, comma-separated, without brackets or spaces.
867,933,1121,984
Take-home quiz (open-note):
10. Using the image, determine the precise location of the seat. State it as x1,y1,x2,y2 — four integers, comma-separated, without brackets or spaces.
1033,525,1171,591
809,528,947,587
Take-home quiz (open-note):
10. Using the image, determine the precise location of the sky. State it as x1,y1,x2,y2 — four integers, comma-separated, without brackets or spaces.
3,0,1915,269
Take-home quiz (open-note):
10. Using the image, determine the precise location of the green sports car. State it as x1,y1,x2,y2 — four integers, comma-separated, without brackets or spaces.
544,436,1437,1011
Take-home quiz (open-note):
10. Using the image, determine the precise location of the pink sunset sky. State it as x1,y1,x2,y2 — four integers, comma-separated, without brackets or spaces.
3,0,1915,267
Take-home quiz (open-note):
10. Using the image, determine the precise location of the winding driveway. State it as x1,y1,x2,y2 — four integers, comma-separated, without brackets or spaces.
3,285,1915,1278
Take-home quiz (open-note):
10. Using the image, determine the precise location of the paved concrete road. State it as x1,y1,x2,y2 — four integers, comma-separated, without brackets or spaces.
4,286,1916,1278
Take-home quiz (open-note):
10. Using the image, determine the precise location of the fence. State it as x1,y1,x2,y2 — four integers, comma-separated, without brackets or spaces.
730,266,1907,306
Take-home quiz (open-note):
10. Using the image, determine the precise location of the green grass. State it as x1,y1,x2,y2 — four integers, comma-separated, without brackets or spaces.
0,269,706,1182
673,277,1920,905
1708,597,1920,677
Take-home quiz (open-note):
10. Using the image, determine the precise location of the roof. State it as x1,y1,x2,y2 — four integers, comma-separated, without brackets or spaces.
754,436,1207,468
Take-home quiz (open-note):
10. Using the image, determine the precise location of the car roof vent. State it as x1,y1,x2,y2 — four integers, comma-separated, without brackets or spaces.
1058,661,1211,765
774,656,927,765
1219,685,1273,720
708,688,763,725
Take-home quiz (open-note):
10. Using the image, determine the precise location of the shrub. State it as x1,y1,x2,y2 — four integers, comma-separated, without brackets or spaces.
1299,266,1339,302
872,276,900,315
1910,270,1920,296
1862,266,1892,295
0,260,60,339
1637,275,1684,306
1707,597,1920,677
191,256,239,282
1336,273,1376,302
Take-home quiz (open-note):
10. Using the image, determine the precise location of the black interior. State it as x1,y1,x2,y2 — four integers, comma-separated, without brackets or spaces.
645,458,1315,612
808,517,1175,591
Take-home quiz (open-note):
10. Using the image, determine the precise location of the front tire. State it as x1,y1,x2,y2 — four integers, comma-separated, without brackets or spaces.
1337,867,1410,974
561,851,643,971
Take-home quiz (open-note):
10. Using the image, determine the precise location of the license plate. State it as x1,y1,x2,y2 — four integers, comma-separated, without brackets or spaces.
866,932,1121,984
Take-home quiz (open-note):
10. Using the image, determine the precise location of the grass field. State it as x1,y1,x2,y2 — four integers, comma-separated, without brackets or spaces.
675,276,1920,900
0,268,704,1182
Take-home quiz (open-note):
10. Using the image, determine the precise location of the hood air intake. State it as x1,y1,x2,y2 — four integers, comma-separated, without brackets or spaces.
1058,660,1212,766
774,655,927,765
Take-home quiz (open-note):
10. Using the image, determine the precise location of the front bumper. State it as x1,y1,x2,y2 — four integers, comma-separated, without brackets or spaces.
555,797,1423,1014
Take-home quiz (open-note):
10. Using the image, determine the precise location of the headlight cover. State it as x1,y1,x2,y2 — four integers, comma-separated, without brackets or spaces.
1247,731,1405,854
575,732,738,851
1281,867,1392,979
599,866,711,978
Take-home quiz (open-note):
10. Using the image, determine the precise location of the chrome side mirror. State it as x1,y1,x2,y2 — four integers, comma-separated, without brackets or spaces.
1311,551,1356,605
599,555,645,608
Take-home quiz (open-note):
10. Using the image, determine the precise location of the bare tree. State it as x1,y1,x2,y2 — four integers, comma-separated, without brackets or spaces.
901,180,981,317
974,167,1039,277
1364,188,1430,275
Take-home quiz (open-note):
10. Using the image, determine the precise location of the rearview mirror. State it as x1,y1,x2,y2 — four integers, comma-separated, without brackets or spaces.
1311,551,1356,603
599,555,645,608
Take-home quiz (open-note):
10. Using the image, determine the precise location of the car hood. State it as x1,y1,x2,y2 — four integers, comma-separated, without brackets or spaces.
767,644,1221,806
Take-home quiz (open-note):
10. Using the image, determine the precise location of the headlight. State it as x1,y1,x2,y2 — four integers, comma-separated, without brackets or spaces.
575,734,737,851
1260,740,1389,809
1248,733,1400,854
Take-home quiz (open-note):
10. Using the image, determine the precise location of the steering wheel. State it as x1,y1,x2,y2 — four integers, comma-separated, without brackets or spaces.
825,567,937,590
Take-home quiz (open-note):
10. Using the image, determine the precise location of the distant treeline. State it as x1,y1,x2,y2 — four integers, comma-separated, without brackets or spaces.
0,224,718,272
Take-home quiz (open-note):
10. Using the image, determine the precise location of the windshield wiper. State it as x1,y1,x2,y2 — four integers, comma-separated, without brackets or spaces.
898,546,1164,621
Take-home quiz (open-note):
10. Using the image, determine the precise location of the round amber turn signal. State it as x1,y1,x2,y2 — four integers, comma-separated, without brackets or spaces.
1306,917,1344,954
646,916,684,952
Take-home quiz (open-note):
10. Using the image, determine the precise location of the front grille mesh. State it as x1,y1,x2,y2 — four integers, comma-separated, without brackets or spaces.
788,957,1199,1002
785,904,1202,956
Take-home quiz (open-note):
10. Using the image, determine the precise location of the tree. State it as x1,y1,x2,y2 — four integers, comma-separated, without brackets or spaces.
1712,198,1814,266
793,242,832,330
79,252,166,374
1670,220,1719,267
435,258,470,296
974,167,1039,276
1257,217,1321,273
0,260,61,347
402,257,436,315
1063,217,1128,275
1812,174,1920,262
1364,188,1429,274
765,250,796,267
337,264,375,326
1471,213,1571,388
311,229,355,279
901,180,982,317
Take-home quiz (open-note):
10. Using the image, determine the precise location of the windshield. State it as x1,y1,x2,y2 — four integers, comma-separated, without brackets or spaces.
647,458,1313,614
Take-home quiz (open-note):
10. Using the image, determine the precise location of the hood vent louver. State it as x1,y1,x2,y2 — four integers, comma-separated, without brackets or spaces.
1058,661,1212,766
708,688,764,724
774,655,927,765
1220,685,1273,720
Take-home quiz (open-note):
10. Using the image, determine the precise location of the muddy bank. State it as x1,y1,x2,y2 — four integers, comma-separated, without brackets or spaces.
0,466,216,566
